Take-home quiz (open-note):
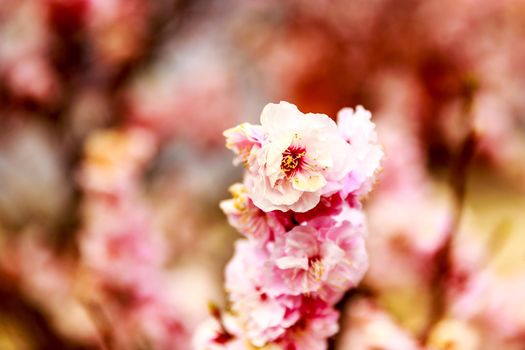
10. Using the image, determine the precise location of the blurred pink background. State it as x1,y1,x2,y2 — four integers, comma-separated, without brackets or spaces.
0,0,524,349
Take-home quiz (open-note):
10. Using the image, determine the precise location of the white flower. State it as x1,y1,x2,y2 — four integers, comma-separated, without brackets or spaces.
224,101,354,212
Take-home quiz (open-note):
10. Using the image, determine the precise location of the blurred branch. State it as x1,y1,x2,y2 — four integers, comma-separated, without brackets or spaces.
424,76,479,339
107,0,199,93
82,302,115,350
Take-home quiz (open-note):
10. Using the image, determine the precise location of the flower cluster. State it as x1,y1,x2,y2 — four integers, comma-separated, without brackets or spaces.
78,128,190,349
195,101,382,349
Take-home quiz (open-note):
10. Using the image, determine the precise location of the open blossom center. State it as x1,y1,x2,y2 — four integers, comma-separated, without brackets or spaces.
308,255,324,282
281,146,306,177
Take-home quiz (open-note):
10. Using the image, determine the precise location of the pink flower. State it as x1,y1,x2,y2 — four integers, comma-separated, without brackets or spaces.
219,101,380,348
268,221,368,302
79,130,166,301
337,106,383,197
292,193,344,224
220,183,285,242
277,298,339,350
77,127,193,348
275,193,366,235
223,123,265,166
225,240,301,347
224,101,354,212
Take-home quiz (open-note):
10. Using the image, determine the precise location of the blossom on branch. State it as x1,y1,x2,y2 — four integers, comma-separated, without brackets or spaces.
197,101,382,349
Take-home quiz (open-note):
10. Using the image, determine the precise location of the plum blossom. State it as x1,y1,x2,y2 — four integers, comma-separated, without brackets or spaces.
223,123,265,166
213,101,381,349
224,101,356,212
225,240,301,346
337,106,384,197
268,221,367,301
277,298,339,350
291,193,345,224
220,183,285,242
